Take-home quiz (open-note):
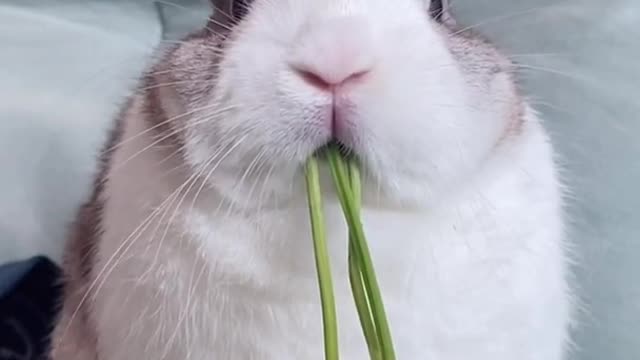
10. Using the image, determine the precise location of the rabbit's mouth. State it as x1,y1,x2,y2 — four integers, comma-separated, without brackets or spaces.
315,140,352,159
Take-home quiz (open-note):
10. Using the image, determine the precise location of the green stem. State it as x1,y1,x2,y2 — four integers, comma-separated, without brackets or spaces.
349,238,382,360
346,162,382,360
305,157,340,360
327,149,396,360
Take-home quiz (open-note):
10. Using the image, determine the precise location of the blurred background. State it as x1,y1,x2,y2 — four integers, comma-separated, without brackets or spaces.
0,0,638,359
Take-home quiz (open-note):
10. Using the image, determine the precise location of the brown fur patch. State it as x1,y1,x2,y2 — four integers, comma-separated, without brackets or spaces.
141,69,183,149
50,31,221,358
50,7,227,359
49,97,128,360
139,27,222,153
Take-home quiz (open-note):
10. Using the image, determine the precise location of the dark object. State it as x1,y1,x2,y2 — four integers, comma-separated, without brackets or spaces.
0,257,62,360
429,0,445,21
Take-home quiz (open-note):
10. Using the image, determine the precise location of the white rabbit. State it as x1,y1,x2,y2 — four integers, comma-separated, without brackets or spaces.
51,0,572,359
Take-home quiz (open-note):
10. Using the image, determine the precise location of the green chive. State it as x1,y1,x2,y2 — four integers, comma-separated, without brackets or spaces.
305,145,395,360
305,157,340,360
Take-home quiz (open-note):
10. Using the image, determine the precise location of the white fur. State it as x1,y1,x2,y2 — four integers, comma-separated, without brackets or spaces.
90,0,571,359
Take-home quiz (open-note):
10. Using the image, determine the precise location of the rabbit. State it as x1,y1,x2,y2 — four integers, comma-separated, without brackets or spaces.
50,0,573,359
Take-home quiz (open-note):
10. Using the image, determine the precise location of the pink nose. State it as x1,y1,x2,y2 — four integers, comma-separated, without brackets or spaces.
289,16,376,90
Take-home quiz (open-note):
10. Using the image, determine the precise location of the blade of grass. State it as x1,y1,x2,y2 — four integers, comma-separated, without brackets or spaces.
305,157,340,360
346,160,384,358
327,149,396,360
347,161,361,211
347,161,382,360
348,243,382,360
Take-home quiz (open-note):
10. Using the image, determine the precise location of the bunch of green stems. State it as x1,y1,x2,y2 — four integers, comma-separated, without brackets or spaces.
305,146,396,360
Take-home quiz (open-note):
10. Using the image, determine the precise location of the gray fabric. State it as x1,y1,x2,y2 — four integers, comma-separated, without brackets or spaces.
0,1,637,359
155,0,210,40
0,0,160,263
